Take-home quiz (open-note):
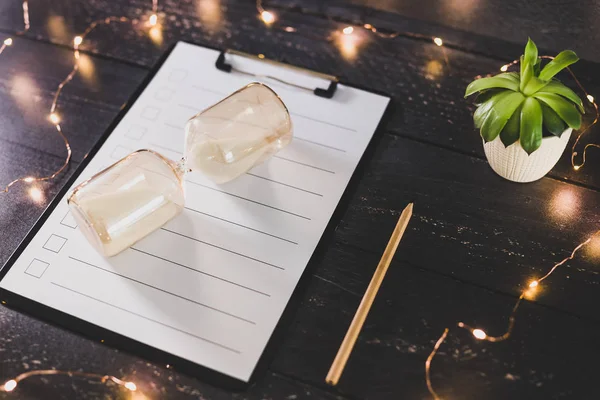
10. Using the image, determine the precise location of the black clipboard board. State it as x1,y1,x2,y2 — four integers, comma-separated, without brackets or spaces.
0,40,394,390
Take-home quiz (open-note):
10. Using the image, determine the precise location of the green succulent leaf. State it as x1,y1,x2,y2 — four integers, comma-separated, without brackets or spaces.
533,58,542,76
523,76,550,96
474,89,502,106
534,92,582,129
473,91,513,128
465,76,519,97
520,39,538,92
466,39,581,153
495,72,520,83
500,103,522,147
540,103,566,136
480,92,526,142
538,50,579,81
519,97,543,154
537,80,584,112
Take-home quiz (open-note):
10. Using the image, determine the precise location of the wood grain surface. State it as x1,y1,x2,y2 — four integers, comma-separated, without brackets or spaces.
1,1,599,399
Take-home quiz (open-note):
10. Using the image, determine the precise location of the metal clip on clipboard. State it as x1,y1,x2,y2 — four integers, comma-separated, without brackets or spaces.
215,49,339,99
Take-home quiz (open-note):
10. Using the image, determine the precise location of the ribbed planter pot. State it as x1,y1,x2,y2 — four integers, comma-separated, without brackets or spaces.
483,128,572,183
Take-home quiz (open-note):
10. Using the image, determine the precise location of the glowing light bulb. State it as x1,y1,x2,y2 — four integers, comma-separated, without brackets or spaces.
472,329,487,340
284,26,296,32
261,11,275,24
124,382,137,391
529,280,539,288
73,36,83,46
149,14,158,26
500,65,509,72
4,38,13,46
343,26,354,35
433,37,443,46
49,113,60,124
24,176,35,183
29,187,44,203
3,380,17,392
574,165,581,171
587,94,594,103
364,23,373,29
149,25,163,45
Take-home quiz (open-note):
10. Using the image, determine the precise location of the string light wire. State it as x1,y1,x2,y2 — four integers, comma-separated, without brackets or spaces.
257,0,597,172
1,3,159,194
0,0,162,395
3,0,597,194
255,1,449,63
0,370,137,394
424,229,600,400
0,0,598,397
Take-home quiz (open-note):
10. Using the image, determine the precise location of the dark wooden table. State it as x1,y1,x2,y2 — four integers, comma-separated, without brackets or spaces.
1,1,600,399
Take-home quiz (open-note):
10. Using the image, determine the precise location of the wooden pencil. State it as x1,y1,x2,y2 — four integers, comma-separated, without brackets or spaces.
325,203,414,386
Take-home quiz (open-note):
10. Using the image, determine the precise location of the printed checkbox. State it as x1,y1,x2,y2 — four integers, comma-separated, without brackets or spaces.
141,106,161,121
25,259,50,278
60,211,78,229
168,69,187,82
111,145,132,160
154,88,175,101
43,234,68,253
125,125,147,140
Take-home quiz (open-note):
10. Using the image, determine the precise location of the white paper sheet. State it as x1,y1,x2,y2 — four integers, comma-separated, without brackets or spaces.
0,42,390,382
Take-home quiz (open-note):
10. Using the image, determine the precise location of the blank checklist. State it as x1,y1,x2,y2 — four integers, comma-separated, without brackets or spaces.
0,42,390,382
25,259,50,278
43,234,67,253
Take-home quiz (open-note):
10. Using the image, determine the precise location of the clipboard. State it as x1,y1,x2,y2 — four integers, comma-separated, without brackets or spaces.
0,41,393,389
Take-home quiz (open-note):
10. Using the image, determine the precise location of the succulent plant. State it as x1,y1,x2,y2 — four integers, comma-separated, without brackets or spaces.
465,39,584,154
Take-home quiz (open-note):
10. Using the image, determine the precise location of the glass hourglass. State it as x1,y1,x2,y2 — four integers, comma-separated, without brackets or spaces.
67,82,293,257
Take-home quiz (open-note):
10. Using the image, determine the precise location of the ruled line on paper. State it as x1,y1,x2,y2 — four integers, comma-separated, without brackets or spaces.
129,247,272,297
51,282,242,354
184,207,298,245
179,103,200,112
160,228,286,271
273,155,335,174
293,137,346,153
164,122,184,131
186,180,311,221
150,142,182,155
192,85,227,97
246,173,323,197
68,256,256,324
290,112,358,133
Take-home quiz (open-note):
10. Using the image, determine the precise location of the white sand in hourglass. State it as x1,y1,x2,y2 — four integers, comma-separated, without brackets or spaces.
73,187,183,256
186,134,287,184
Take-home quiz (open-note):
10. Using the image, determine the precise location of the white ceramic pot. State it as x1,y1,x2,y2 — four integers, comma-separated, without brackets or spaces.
482,128,572,183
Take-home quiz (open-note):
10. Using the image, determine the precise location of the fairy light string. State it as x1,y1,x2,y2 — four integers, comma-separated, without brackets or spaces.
256,1,596,170
0,370,137,394
0,0,598,397
0,0,163,396
425,230,600,400
1,0,597,194
257,0,446,54
1,2,159,194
